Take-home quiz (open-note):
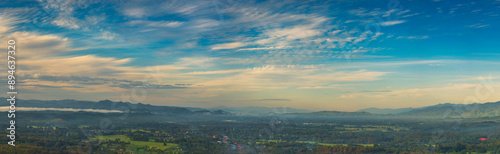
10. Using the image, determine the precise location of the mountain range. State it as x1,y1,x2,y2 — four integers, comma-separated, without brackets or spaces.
2,98,500,118
357,107,415,115
0,98,228,116
206,106,313,116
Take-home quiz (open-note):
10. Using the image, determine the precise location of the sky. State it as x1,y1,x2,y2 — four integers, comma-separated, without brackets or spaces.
0,0,499,111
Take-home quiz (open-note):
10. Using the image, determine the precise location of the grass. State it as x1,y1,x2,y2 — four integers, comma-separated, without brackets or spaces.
297,141,373,147
295,141,348,146
257,139,374,147
129,140,178,150
29,126,56,130
94,135,178,151
302,123,410,132
78,125,90,128
130,129,152,133
95,135,130,142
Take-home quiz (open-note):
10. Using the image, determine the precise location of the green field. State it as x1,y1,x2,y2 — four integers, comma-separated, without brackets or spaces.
296,141,373,147
78,125,90,128
94,135,178,151
256,139,374,147
29,126,56,130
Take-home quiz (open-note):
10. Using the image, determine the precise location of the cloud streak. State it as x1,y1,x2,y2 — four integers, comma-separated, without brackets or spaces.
379,20,406,26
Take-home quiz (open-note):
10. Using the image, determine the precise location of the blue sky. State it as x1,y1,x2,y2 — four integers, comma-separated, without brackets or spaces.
0,0,499,111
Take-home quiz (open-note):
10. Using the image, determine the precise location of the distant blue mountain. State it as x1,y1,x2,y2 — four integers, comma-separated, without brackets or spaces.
209,106,314,116
357,107,415,115
4,97,500,118
397,102,500,118
0,98,229,116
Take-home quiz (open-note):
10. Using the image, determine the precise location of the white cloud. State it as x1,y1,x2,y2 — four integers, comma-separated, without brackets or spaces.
402,13,419,18
0,107,124,113
339,84,479,99
211,42,247,50
349,8,372,16
396,35,429,39
371,32,384,40
0,19,189,94
0,14,20,34
3,32,74,59
197,65,388,91
303,69,389,82
123,8,146,18
190,19,220,29
237,46,287,51
52,15,80,29
379,20,406,26
456,76,498,81
185,69,245,75
128,20,184,27
209,6,390,63
266,26,323,40
175,57,219,67
396,9,411,16
40,0,101,30
467,23,489,28
297,85,344,89
329,30,342,35
38,0,122,41
175,5,198,15
94,30,117,40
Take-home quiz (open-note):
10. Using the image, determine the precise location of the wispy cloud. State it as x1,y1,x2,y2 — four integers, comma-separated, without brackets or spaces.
211,42,247,50
123,8,147,18
0,107,124,113
467,23,489,28
127,20,184,27
250,99,291,101
455,76,498,81
396,35,429,39
197,65,388,91
339,84,478,99
379,20,406,26
94,30,117,40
